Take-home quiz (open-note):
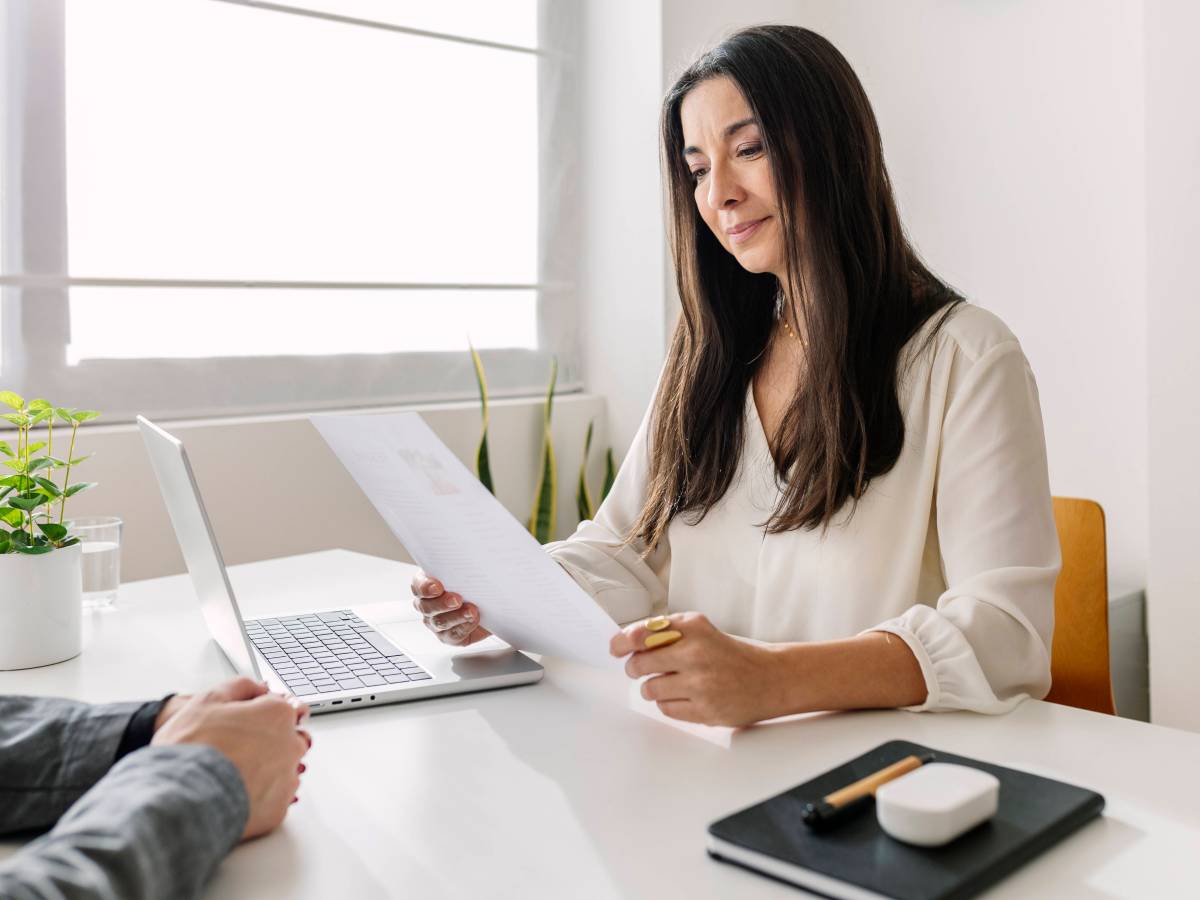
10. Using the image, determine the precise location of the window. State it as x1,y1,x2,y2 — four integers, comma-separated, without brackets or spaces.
0,0,579,421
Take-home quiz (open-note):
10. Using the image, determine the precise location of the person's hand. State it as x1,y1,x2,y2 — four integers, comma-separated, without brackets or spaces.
610,612,788,727
154,694,191,730
153,677,303,731
151,677,311,840
411,570,492,647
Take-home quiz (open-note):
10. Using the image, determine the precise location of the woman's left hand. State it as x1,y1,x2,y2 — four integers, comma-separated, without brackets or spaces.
610,612,787,727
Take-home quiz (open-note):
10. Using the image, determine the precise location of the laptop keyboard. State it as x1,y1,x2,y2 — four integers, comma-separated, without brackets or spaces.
245,610,432,696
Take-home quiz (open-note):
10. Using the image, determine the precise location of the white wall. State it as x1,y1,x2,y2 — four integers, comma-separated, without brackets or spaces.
578,0,668,452
10,1,1193,726
3,394,607,582
662,0,1149,591
1145,0,1200,731
656,2,1200,726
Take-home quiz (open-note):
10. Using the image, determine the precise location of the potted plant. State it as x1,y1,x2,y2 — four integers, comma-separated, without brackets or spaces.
467,347,619,544
0,392,99,670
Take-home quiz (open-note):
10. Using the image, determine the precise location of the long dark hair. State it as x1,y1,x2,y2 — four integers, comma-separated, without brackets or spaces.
630,25,963,552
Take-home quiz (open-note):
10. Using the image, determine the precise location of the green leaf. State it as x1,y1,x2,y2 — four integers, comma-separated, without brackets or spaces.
9,493,44,511
37,521,68,541
29,409,53,426
601,448,616,504
32,476,62,498
0,391,24,410
0,440,13,457
0,507,23,527
469,343,490,420
2,459,25,473
55,407,74,424
528,357,558,544
1,413,28,427
57,537,81,548
27,399,51,411
26,442,46,455
15,542,54,555
10,528,31,546
0,474,26,488
0,486,12,502
64,482,97,498
476,433,494,496
27,457,55,474
529,435,556,543
469,343,494,495
543,356,557,424
576,419,595,523
68,454,92,466
71,410,101,423
0,533,10,554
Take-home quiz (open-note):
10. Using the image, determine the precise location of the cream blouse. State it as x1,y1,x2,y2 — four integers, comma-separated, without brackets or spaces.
545,303,1060,715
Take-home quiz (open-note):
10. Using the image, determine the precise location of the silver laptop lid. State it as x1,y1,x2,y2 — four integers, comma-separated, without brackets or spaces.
137,416,260,679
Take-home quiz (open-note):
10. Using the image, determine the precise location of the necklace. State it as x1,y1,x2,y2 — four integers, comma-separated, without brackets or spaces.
780,315,805,345
774,291,806,347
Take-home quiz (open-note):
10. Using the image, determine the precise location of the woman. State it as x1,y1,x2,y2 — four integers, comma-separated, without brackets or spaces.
413,26,1060,726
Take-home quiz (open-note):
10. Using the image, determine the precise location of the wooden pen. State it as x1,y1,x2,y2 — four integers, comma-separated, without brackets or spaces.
802,753,935,830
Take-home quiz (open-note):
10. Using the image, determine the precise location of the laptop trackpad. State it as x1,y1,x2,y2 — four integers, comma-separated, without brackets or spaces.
377,619,543,684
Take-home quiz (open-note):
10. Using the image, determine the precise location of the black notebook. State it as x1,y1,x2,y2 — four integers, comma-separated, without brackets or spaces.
707,740,1104,900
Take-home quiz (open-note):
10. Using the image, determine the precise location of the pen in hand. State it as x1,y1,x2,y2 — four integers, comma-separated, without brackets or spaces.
802,753,935,830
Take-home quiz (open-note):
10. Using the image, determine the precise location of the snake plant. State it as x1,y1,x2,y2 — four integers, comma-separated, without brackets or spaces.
576,420,595,523
468,343,494,495
576,419,618,523
528,358,558,543
468,349,619,542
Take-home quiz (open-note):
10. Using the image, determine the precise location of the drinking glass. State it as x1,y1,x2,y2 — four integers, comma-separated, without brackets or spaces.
73,516,123,609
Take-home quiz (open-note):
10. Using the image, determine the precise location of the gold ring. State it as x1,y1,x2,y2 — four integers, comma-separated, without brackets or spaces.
645,615,672,632
644,630,683,650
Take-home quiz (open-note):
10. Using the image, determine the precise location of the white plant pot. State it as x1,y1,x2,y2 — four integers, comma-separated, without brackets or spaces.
0,541,83,670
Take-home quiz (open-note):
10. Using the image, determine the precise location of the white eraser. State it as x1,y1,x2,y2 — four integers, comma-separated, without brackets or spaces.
875,762,1000,847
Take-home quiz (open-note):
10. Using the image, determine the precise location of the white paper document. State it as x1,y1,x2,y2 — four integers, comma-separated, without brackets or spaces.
311,411,621,669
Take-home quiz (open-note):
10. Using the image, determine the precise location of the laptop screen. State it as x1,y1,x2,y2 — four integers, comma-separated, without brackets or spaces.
137,416,261,679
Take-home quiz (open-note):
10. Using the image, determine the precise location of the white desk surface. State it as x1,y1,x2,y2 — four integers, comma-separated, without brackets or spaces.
1,550,1198,899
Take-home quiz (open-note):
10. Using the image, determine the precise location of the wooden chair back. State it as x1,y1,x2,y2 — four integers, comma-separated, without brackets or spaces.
1045,497,1116,715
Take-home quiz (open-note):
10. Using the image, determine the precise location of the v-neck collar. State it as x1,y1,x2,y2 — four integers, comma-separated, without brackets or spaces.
746,380,781,469
742,382,786,511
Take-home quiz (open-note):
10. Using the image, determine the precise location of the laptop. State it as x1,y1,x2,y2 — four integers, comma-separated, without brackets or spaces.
137,416,543,714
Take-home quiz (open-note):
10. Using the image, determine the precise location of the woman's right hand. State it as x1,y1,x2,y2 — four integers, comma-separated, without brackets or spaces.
411,570,492,646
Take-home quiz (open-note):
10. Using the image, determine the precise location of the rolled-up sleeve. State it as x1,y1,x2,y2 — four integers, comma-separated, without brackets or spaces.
869,340,1060,714
545,404,670,625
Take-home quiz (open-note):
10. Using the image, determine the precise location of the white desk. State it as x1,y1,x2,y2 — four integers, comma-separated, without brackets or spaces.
2,550,1198,899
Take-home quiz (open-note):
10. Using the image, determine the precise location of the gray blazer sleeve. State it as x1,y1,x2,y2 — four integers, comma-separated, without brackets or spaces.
0,745,248,900
0,696,249,899
0,696,145,833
